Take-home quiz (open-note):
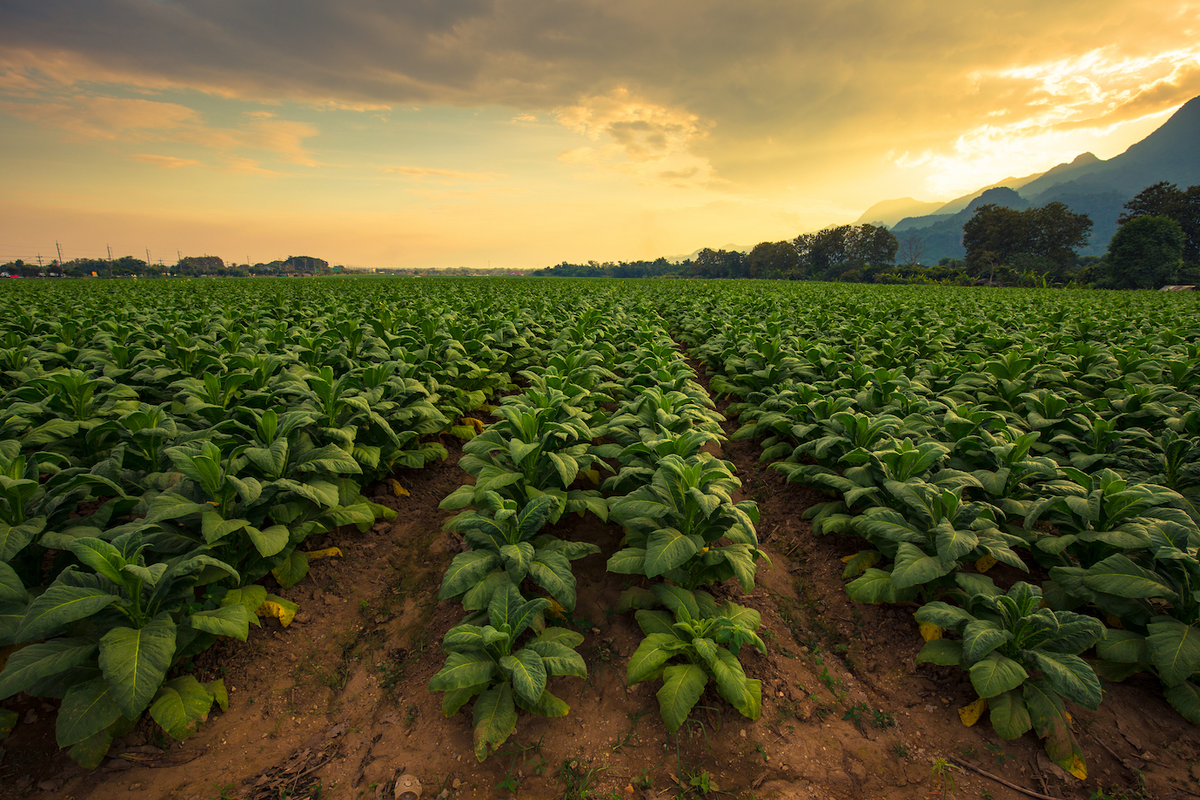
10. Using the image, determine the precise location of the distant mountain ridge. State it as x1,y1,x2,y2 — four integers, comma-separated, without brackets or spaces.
871,95,1200,263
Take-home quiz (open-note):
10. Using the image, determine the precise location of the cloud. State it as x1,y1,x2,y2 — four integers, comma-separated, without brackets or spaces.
0,96,200,141
0,91,320,168
551,88,715,186
2,0,1199,203
380,165,501,180
131,154,201,168
894,45,1200,195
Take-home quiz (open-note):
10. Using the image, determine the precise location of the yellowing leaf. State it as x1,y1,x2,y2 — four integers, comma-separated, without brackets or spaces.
1105,614,1124,630
582,469,600,485
546,599,567,620
389,479,410,497
305,547,343,561
257,595,299,628
975,555,997,573
1065,753,1087,780
919,622,944,642
462,417,486,434
958,697,988,726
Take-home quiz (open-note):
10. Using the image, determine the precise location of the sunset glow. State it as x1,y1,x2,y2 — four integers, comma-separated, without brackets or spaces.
2,1,1199,269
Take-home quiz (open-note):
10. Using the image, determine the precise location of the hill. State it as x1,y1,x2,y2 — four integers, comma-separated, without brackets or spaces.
871,95,1200,263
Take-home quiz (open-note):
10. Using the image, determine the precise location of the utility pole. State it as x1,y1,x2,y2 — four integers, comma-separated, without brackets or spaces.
107,244,113,278
56,241,63,267
36,254,42,268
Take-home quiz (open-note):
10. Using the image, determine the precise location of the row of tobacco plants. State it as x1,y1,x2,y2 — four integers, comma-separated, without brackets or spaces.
429,302,771,759
0,277,569,766
657,280,1200,779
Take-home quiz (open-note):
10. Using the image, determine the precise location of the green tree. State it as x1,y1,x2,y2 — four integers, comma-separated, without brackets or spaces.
745,241,801,279
793,223,897,281
963,202,1091,282
1104,214,1185,289
1119,182,1200,265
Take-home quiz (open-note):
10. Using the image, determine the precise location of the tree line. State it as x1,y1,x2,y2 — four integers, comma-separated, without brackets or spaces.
534,181,1200,288
0,254,336,279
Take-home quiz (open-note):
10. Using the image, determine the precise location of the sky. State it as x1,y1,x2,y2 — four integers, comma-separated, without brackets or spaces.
1,1,1199,270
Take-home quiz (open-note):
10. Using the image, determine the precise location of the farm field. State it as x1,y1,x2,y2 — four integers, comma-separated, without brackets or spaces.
2,277,1200,800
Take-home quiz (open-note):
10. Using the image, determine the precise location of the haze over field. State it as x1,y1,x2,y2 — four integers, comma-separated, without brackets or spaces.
1,0,1198,269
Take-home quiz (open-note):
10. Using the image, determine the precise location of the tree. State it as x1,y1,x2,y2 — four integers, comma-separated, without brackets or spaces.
962,204,1026,276
1104,215,1185,289
1119,182,1200,265
962,202,1091,281
745,241,801,279
898,232,925,266
793,223,897,281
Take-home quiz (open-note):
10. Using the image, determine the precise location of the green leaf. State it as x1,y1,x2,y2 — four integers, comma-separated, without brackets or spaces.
15,582,122,643
1083,555,1180,603
846,568,914,604
472,684,517,762
627,633,682,685
440,551,500,600
961,619,1011,663
657,663,707,734
0,638,98,700
1026,651,1101,710
246,524,290,558
1147,618,1200,687
988,689,1032,740
99,613,177,719
915,639,963,666
914,601,975,634
149,675,216,740
709,647,759,720
528,554,576,611
441,684,486,716
500,649,547,705
535,627,584,648
1023,678,1087,778
969,652,1028,698
499,542,535,583
56,676,121,747
461,573,511,611
429,651,497,693
644,528,701,577
66,727,114,769
65,538,127,586
934,521,978,563
188,605,254,641
1164,680,1200,726
527,640,586,678
200,511,248,545
1095,629,1148,664
606,547,647,575
0,562,26,604
270,549,309,589
0,518,44,562
635,610,677,638
519,687,570,717
891,542,956,590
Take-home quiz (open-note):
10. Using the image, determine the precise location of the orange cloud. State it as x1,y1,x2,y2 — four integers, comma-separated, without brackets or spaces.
130,154,201,168
380,165,501,180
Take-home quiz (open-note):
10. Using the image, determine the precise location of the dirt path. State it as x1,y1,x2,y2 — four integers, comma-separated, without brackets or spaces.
5,410,1200,799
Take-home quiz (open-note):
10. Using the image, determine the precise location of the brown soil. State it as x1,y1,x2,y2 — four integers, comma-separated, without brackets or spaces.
4,427,1200,800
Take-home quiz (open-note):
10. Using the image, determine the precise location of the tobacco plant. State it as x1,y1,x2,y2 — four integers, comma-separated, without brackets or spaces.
607,454,767,592
428,583,586,761
625,584,765,733
915,579,1105,777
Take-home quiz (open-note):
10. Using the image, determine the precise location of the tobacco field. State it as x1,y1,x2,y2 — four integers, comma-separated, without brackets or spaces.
2,276,1200,800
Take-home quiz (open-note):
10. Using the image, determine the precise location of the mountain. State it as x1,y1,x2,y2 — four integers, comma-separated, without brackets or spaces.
855,197,944,227
932,152,1104,215
873,95,1200,263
